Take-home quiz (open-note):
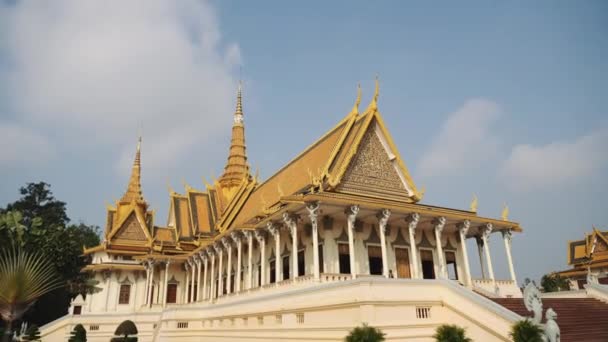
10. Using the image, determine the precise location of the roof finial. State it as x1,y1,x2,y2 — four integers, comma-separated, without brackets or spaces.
364,74,379,114
234,80,243,123
120,136,145,203
349,83,361,116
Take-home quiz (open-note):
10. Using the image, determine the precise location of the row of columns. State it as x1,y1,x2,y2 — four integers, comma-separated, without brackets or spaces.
143,203,517,306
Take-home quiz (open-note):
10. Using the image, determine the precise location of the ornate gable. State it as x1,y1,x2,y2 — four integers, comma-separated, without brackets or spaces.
112,211,148,243
336,126,410,201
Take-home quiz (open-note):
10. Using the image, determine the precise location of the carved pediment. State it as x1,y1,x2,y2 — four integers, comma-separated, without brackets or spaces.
113,211,148,242
336,128,410,200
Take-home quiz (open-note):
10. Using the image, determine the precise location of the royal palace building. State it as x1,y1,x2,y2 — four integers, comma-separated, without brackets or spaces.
42,81,540,341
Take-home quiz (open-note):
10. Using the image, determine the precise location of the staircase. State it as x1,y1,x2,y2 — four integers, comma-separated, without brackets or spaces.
491,297,608,342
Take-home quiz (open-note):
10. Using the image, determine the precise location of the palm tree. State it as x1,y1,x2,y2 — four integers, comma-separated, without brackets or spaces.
433,324,472,342
0,248,63,342
345,323,385,342
510,319,544,342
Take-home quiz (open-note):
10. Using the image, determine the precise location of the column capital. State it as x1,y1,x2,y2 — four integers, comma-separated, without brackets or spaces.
231,231,242,244
254,229,265,244
377,209,391,234
434,216,446,234
242,230,253,239
306,201,320,219
346,205,360,226
482,223,493,239
164,259,172,267
406,213,420,232
267,221,280,237
282,212,298,237
458,220,471,235
194,255,202,265
501,229,512,243
201,253,208,263
213,243,222,254
222,237,233,250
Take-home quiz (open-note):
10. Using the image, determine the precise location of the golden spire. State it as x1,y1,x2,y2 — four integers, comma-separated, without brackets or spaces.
218,82,251,190
364,75,379,114
349,83,361,116
120,136,145,204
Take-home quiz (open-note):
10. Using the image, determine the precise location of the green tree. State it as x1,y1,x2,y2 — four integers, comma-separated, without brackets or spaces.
1,183,101,326
112,320,138,342
22,323,41,341
68,324,87,342
510,319,544,342
345,323,385,342
433,324,472,342
0,249,63,342
541,273,570,292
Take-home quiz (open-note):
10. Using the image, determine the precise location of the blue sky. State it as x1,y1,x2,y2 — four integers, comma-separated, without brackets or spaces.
0,0,607,283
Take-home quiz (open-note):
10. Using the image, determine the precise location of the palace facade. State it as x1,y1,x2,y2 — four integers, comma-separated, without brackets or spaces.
557,227,608,289
42,81,528,341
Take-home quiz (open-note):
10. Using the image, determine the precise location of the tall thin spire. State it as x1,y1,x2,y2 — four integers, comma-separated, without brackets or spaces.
349,83,362,116
120,136,145,203
218,82,250,190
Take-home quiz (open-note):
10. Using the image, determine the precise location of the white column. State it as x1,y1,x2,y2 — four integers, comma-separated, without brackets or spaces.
284,213,299,279
307,202,321,280
502,229,517,283
201,253,208,300
223,238,233,295
184,262,190,303
162,260,170,307
434,217,447,278
378,209,391,278
195,255,202,301
268,222,282,282
346,205,360,278
210,250,216,299
247,231,253,289
458,220,472,287
147,261,155,307
216,244,224,296
189,259,196,302
476,237,486,279
255,230,266,286
143,261,150,306
407,213,420,279
482,223,495,282
232,232,243,292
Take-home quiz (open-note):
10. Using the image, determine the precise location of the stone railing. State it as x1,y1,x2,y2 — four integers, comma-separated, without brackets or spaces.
472,278,521,298
586,282,608,303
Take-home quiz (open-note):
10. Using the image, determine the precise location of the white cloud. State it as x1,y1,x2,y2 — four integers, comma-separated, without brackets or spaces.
0,122,55,166
501,127,608,191
0,0,240,173
418,98,501,176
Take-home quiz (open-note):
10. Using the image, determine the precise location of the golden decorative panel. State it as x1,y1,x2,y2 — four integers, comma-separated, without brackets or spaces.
337,127,409,200
114,212,147,242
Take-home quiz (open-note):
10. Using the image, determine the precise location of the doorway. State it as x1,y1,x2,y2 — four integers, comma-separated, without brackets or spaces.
420,249,435,279
368,245,383,275
445,251,458,280
395,247,411,278
338,243,350,274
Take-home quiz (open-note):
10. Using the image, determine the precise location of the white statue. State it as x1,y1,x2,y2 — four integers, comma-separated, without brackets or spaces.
543,308,560,342
523,282,543,324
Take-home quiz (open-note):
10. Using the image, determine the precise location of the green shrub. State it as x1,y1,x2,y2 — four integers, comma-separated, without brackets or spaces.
68,324,86,342
22,324,41,341
433,324,472,342
345,323,385,342
510,319,544,342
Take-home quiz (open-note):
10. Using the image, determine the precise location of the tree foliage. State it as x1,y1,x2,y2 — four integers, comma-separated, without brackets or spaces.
345,323,385,342
0,182,101,326
510,319,544,342
68,324,87,342
433,324,472,342
541,273,570,292
0,249,63,342
22,323,41,341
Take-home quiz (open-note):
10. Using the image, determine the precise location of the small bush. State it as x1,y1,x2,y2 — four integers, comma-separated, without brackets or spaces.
68,324,86,342
433,324,472,342
510,319,544,342
345,323,386,342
